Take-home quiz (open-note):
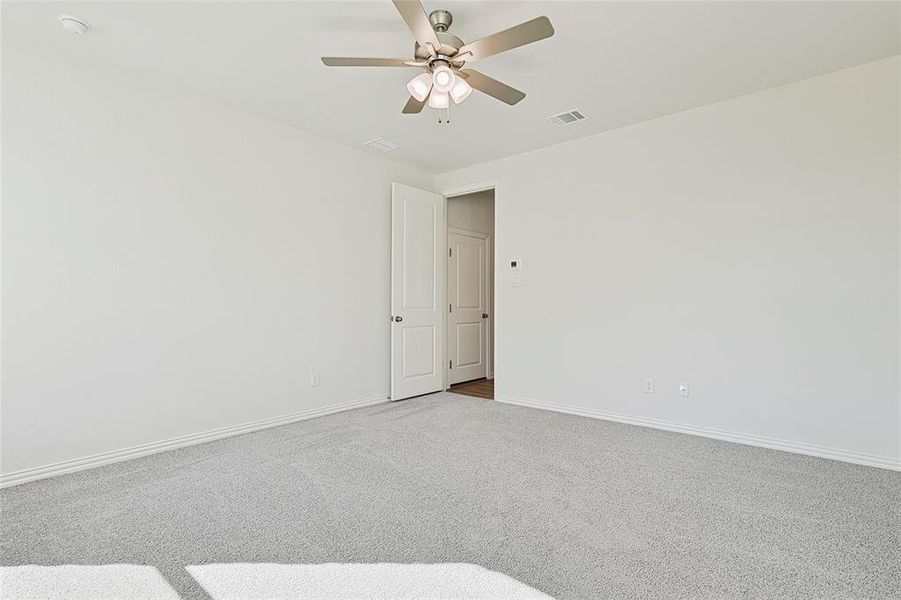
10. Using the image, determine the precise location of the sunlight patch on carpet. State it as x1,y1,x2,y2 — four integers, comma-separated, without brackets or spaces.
0,565,180,600
186,562,554,599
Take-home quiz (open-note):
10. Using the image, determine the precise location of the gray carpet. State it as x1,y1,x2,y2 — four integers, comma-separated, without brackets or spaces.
2,392,900,599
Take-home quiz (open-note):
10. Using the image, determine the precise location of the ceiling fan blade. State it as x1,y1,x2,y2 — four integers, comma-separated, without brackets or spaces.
458,69,526,105
455,16,554,62
321,57,416,67
402,95,427,114
392,0,441,52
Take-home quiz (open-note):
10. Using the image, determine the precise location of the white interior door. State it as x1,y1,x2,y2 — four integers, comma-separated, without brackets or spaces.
391,183,445,401
447,229,489,385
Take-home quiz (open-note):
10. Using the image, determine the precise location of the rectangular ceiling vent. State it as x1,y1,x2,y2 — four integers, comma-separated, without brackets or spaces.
364,137,402,153
547,109,588,126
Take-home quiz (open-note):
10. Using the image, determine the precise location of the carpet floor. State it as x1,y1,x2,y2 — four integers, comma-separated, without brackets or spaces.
2,392,899,599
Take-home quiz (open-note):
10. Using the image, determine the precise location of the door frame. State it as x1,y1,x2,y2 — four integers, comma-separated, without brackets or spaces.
447,226,492,384
440,179,500,391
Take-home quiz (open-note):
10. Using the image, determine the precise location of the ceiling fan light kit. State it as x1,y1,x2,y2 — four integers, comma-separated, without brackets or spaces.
430,64,455,93
427,89,449,109
450,77,472,104
406,72,433,102
322,0,555,124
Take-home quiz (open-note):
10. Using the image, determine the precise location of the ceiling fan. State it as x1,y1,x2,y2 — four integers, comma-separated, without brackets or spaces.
321,0,555,123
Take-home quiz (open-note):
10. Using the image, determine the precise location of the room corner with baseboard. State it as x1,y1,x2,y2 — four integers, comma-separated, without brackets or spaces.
2,2,899,599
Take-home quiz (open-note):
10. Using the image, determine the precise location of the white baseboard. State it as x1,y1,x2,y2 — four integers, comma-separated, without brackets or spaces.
0,394,389,489
496,394,901,472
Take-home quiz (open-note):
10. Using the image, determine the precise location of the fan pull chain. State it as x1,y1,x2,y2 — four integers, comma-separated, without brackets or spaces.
438,106,450,124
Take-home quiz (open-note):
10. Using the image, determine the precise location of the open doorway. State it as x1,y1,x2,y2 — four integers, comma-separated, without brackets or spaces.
445,189,495,400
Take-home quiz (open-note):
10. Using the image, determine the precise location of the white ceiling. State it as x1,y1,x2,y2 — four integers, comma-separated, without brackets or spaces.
5,1,899,173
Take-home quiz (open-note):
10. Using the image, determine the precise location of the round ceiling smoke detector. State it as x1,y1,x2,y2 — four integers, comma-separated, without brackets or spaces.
58,15,90,35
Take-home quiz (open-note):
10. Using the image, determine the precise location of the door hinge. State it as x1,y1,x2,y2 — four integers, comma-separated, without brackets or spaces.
448,248,452,258
449,303,452,313
449,360,453,369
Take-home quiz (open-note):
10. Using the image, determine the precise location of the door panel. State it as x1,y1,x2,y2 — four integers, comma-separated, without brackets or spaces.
402,326,437,378
391,183,445,400
455,322,483,367
456,242,483,309
447,230,489,385
402,200,437,309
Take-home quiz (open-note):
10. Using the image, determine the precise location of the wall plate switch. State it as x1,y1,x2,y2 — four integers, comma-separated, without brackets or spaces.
511,274,523,287
310,372,320,387
678,382,689,397
643,378,655,393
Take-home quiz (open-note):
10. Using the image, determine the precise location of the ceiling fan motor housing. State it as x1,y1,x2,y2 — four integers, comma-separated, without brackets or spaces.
414,32,464,60
415,10,463,60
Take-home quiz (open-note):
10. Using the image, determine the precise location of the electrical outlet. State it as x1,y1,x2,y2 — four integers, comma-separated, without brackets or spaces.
310,372,320,387
643,378,655,394
678,382,689,397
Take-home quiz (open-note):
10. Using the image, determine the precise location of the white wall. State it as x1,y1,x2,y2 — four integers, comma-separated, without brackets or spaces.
3,47,898,477
438,57,901,466
448,191,495,376
448,191,495,235
1,49,433,476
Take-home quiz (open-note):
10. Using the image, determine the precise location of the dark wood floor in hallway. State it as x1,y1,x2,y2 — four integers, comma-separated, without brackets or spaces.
448,378,493,400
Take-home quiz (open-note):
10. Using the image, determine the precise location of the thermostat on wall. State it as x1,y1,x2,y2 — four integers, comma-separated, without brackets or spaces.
510,258,523,286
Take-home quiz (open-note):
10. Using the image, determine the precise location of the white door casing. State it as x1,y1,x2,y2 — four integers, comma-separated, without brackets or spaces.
447,229,489,385
390,183,445,401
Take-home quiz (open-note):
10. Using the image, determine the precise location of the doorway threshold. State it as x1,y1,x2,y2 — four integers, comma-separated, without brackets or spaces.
448,378,494,400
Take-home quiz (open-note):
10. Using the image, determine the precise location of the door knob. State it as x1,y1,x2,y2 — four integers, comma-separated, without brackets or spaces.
482,313,488,319
394,315,403,322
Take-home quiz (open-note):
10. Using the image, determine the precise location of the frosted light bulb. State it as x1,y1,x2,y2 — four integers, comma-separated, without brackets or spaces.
431,65,455,93
450,77,472,104
406,72,433,102
427,89,449,109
